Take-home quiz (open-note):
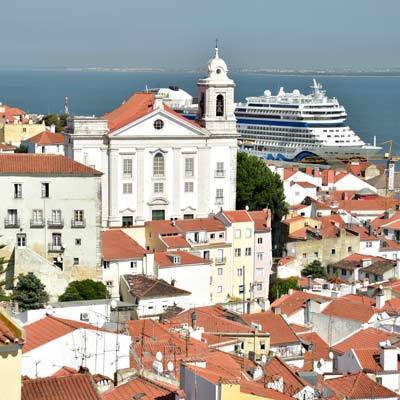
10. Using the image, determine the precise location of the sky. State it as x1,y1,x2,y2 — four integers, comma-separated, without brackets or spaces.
1,0,399,69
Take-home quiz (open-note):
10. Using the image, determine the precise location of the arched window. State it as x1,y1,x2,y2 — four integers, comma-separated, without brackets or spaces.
153,153,164,177
216,94,224,117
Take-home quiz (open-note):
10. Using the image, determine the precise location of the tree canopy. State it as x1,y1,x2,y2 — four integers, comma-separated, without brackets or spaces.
236,152,288,221
12,273,49,311
41,114,67,132
269,277,299,302
58,279,109,302
301,260,327,279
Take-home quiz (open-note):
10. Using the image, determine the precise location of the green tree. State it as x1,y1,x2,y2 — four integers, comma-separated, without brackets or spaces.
41,113,67,132
59,280,109,302
0,240,9,300
269,277,299,302
301,260,327,279
12,273,49,311
14,144,28,153
236,152,288,221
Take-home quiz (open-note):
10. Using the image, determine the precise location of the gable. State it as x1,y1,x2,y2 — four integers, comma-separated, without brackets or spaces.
111,109,209,138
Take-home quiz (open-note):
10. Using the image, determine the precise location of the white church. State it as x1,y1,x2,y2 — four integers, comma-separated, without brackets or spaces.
65,48,239,227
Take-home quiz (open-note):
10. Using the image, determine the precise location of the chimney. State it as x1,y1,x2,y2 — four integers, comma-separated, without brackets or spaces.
272,307,281,315
307,275,313,290
50,124,56,133
376,288,386,309
191,310,197,330
380,342,398,371
288,288,294,296
153,94,164,110
395,259,400,278
351,282,357,295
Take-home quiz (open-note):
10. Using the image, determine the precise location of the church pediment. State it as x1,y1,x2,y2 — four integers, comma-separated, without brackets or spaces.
110,109,209,139
147,197,169,206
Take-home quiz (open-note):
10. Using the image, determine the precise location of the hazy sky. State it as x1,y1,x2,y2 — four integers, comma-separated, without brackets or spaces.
1,0,399,69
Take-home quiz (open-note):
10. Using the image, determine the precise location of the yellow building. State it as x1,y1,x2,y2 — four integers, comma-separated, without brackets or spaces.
0,308,25,400
1,122,46,147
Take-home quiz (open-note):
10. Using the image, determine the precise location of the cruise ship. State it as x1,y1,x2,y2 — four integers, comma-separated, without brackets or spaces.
154,81,381,163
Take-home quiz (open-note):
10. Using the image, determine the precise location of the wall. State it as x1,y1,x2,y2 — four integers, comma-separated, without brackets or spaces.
252,229,272,302
1,123,45,146
0,344,22,400
180,364,217,400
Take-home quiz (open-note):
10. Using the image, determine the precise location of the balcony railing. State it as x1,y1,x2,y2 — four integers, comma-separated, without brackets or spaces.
47,219,64,228
214,170,226,178
30,219,45,228
215,197,224,205
48,244,64,253
4,218,20,228
214,257,226,265
71,218,86,228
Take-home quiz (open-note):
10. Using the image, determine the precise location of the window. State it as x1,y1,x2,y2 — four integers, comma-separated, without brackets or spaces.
152,210,165,220
219,232,224,239
331,248,336,255
246,228,252,238
314,252,318,258
216,162,225,177
122,216,133,227
74,210,84,222
153,153,165,176
256,252,263,261
237,268,243,277
376,377,382,385
260,340,266,350
235,229,241,239
184,182,194,193
216,94,224,116
217,286,222,293
41,182,50,198
348,246,352,253
75,238,81,246
216,189,224,204
103,261,110,269
52,233,62,246
185,158,194,176
235,248,241,257
217,268,223,276
172,255,181,264
366,241,372,248
238,285,244,294
257,237,263,244
154,182,164,193
154,119,164,130
106,280,113,288
123,183,133,194
16,233,26,247
302,253,307,259
245,247,252,256
257,283,262,291
123,159,133,177
130,261,137,269
32,209,43,222
203,250,210,260
210,233,215,239
183,214,194,219
73,258,79,266
14,183,22,198
52,209,62,222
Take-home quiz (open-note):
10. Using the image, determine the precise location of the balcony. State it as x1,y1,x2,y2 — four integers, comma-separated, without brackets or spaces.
71,218,86,228
214,170,226,178
47,219,64,228
214,257,226,265
48,243,64,253
30,219,45,228
4,218,20,228
215,197,224,205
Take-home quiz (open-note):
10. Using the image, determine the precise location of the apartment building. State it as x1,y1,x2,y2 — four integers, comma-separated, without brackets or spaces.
0,154,102,298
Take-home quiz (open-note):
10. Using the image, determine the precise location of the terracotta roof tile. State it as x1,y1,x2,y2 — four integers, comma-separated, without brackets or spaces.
248,209,271,231
159,234,191,249
222,210,252,223
242,312,299,346
0,143,16,152
27,130,65,145
0,318,23,345
21,374,101,400
323,372,398,399
321,298,376,323
175,217,225,232
332,328,399,354
0,154,101,176
354,348,383,372
154,251,209,268
101,230,147,261
297,332,330,360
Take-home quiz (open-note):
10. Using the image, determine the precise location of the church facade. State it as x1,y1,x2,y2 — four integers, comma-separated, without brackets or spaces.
65,48,238,227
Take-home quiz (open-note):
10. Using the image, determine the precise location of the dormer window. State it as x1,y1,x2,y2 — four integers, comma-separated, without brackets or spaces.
172,255,181,264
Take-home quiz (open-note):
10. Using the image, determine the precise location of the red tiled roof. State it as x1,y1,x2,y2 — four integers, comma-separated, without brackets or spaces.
27,130,65,145
175,217,225,232
293,181,317,189
322,298,376,323
353,348,383,372
24,315,101,353
145,220,180,235
341,294,375,306
297,332,330,360
248,209,271,231
334,172,348,183
240,381,294,400
346,224,379,241
0,154,101,176
154,251,209,268
222,210,252,223
371,211,400,230
103,375,177,400
338,197,399,212
270,291,329,317
289,324,311,334
380,238,400,251
0,317,23,345
277,256,295,266
323,372,398,399
242,312,299,346
160,234,191,249
332,328,399,354
101,230,147,261
0,143,16,152
21,374,101,400
51,366,79,378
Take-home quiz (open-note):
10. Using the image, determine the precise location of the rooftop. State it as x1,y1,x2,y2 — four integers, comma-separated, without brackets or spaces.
101,230,147,261
26,130,65,145
154,251,209,268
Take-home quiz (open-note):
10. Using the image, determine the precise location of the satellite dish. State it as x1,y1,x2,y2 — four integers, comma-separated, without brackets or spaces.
319,358,324,364
45,305,54,315
156,351,163,362
167,361,174,372
261,354,267,364
301,347,306,354
329,351,334,360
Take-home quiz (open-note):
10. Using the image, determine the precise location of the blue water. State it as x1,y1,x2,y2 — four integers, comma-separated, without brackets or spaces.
0,70,399,151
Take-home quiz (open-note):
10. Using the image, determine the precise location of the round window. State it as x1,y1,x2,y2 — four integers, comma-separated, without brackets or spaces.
154,119,164,130
216,68,221,74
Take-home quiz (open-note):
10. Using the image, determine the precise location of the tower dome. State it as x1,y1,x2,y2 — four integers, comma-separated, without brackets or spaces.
207,47,228,78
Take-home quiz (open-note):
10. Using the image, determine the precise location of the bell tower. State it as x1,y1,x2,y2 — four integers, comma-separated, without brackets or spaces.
197,45,237,136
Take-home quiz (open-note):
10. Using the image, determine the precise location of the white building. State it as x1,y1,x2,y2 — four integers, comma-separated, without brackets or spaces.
22,315,131,378
23,129,65,155
0,154,102,299
65,47,238,227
